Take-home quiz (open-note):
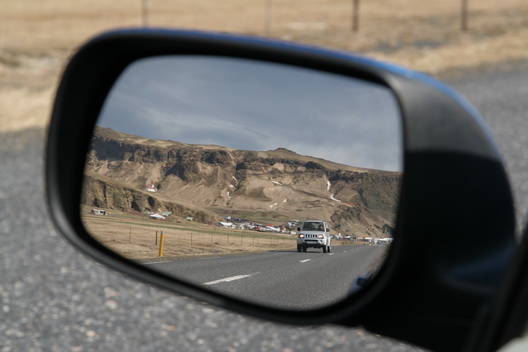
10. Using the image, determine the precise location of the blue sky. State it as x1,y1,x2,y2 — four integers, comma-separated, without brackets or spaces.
97,55,402,171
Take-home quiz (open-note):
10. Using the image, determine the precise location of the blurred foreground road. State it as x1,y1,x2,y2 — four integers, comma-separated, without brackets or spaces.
0,129,421,352
2,66,528,351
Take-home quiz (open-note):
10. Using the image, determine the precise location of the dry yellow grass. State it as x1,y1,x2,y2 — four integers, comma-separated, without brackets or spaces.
2,0,528,132
82,211,298,260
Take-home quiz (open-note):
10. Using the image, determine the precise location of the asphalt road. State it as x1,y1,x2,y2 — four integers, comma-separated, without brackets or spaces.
146,244,386,310
2,65,528,351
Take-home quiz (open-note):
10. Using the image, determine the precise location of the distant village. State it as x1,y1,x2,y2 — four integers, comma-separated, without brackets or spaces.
216,216,393,244
216,217,299,233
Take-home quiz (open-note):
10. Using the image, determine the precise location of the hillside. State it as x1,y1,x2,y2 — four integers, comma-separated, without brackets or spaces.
83,127,401,237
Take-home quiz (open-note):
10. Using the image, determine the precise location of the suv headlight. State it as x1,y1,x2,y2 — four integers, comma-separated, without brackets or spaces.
318,234,324,239
298,234,305,238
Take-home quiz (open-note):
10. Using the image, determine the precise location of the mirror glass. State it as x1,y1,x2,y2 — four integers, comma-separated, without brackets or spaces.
82,55,403,310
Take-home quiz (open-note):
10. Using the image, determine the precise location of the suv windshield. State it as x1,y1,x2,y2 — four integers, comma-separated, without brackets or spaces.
302,222,324,231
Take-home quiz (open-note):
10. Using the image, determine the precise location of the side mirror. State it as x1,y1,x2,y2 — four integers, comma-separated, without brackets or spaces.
46,29,516,352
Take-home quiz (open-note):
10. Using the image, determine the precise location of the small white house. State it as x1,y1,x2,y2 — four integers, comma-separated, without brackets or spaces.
146,180,158,193
91,209,107,216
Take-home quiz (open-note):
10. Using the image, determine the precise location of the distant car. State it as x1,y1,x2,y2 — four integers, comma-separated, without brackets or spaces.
296,220,332,253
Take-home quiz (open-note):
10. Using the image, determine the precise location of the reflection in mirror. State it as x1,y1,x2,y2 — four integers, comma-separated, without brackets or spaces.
81,56,402,310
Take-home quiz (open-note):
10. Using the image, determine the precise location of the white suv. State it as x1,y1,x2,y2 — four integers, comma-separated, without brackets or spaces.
296,221,332,253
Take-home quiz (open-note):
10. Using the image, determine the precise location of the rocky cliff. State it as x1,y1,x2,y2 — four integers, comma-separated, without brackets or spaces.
83,127,401,237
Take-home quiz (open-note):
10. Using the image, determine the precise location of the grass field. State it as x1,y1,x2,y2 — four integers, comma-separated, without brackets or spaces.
82,209,298,260
2,0,528,132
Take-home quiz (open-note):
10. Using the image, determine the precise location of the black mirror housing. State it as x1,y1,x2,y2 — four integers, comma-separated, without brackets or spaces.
46,28,516,352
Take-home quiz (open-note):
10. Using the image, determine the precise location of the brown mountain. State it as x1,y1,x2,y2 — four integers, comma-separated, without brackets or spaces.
83,127,401,238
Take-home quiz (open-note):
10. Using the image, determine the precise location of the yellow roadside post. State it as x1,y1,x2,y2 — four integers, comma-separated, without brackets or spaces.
159,231,164,257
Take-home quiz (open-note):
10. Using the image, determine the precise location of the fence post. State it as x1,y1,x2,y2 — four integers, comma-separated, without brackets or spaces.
461,0,469,31
155,230,158,245
352,0,360,32
264,0,272,36
141,0,149,27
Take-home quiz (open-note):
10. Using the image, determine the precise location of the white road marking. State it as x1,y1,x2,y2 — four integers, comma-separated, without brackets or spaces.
329,253,335,256
204,274,255,286
300,259,311,263
143,260,175,265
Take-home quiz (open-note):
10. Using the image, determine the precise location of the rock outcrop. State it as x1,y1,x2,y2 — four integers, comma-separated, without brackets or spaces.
83,127,401,237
